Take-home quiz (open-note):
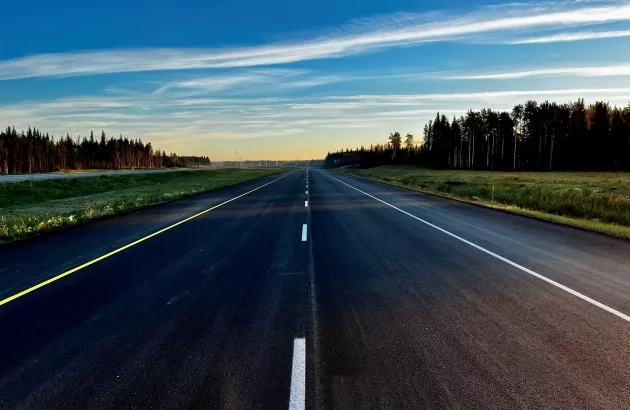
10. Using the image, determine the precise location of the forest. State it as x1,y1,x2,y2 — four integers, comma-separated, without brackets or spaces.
0,127,210,174
326,99,630,171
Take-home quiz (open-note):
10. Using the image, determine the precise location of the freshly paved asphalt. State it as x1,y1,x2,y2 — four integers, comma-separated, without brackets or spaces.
2,168,630,409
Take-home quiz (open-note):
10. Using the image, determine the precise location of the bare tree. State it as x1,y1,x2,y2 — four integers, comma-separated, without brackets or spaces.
511,104,524,170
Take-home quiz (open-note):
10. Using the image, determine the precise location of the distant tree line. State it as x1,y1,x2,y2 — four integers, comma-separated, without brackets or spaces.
181,156,212,167
326,99,630,171
0,127,211,174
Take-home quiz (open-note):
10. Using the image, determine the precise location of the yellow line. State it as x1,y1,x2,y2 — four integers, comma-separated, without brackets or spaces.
0,171,294,307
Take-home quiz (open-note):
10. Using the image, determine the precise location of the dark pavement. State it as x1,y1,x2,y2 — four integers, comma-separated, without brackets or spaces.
0,171,309,409
2,168,630,409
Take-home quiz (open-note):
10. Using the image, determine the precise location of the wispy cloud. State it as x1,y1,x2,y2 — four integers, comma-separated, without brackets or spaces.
152,69,348,95
153,69,305,95
325,88,630,102
444,64,630,79
4,86,630,157
277,75,349,89
2,1,630,80
505,29,630,44
154,74,267,95
5,87,630,130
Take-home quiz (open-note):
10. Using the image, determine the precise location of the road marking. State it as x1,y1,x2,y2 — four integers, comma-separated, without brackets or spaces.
305,200,308,207
0,172,294,307
302,224,308,241
304,176,321,410
289,338,306,410
321,171,630,324
305,190,308,195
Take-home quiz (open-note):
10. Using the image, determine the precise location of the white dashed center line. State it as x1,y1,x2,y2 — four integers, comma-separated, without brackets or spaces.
288,338,306,410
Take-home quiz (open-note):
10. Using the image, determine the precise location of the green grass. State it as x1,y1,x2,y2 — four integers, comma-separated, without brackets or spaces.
0,168,283,243
337,165,630,238
52,167,190,174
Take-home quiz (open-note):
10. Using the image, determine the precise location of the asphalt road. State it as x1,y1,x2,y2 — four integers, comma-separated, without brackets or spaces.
0,168,200,183
1,168,630,409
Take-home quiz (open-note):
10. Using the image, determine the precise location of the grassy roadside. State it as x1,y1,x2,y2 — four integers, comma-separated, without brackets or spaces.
0,168,284,243
51,167,194,174
336,165,630,239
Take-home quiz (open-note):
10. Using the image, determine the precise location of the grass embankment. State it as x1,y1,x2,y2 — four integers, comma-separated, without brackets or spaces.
337,165,630,238
0,168,283,243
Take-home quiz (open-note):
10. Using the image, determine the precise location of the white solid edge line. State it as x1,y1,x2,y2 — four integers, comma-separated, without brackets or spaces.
320,171,630,324
305,200,308,207
288,338,306,410
302,224,308,242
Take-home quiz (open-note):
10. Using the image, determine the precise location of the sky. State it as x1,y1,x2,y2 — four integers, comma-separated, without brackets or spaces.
1,0,630,160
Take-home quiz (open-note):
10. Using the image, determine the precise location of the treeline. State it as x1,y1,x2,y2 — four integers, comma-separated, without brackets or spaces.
326,99,630,171
0,127,210,174
181,156,212,167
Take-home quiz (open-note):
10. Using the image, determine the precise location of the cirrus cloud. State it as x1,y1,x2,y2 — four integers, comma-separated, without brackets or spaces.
1,2,630,80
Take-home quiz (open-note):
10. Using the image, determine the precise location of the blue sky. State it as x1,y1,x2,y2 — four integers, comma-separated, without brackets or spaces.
2,0,630,160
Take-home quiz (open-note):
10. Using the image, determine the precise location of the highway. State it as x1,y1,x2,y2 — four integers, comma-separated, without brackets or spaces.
1,168,630,409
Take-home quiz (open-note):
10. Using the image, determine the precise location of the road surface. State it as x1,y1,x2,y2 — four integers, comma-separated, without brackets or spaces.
1,169,630,409
0,168,200,183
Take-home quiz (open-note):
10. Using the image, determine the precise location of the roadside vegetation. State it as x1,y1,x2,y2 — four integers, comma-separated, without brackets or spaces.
0,126,211,173
327,96,630,237
0,168,282,242
338,165,630,238
326,99,630,173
